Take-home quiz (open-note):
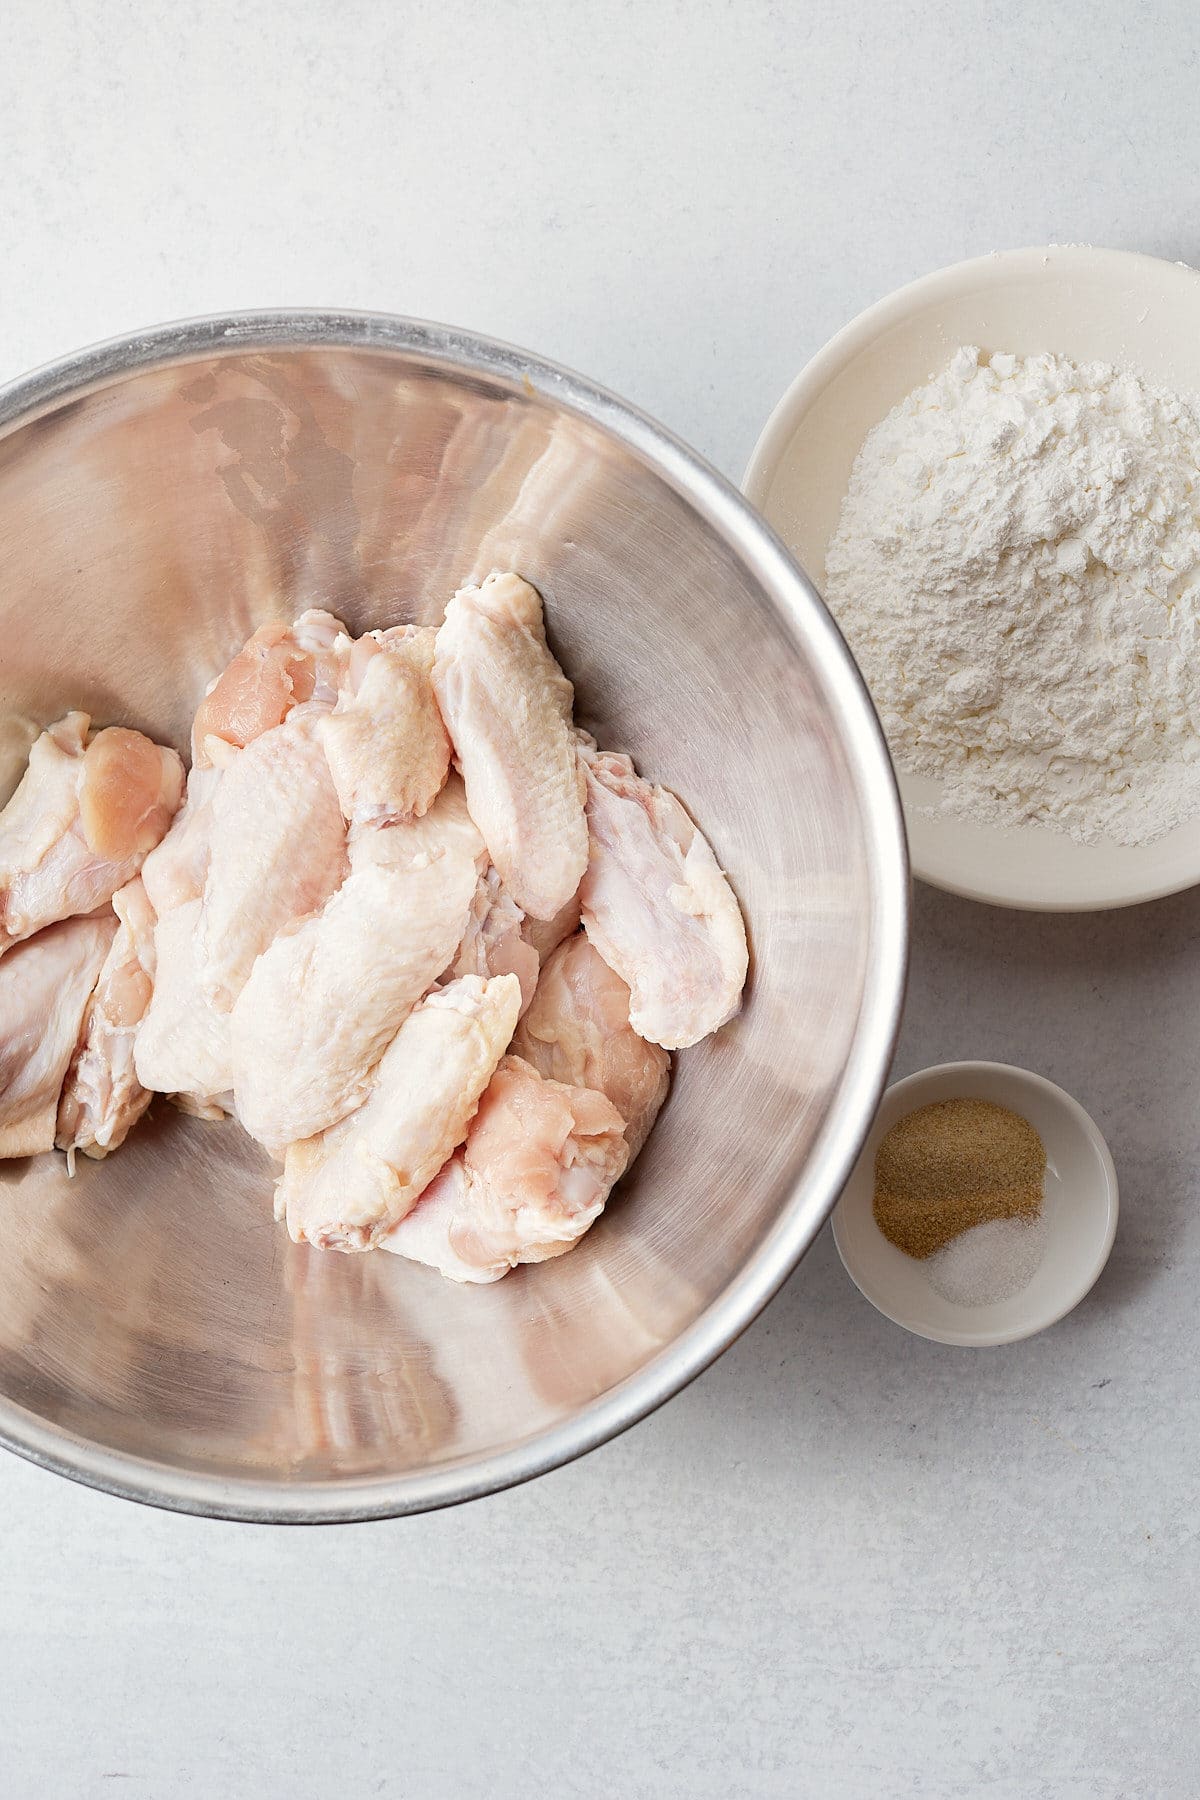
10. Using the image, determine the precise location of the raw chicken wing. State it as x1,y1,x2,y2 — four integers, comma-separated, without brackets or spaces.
277,973,522,1250
0,913,117,1157
319,626,451,825
137,619,350,1101
149,609,347,912
232,777,485,1151
447,866,540,1016
432,572,587,920
191,608,346,767
57,878,157,1161
200,705,348,1011
579,745,748,1050
512,932,671,1158
139,762,224,917
136,762,232,1114
383,1055,627,1282
134,899,234,1113
378,1156,480,1280
0,713,183,957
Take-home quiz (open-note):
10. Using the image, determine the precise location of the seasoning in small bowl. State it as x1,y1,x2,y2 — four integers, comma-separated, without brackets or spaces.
832,1063,1118,1347
873,1097,1046,1306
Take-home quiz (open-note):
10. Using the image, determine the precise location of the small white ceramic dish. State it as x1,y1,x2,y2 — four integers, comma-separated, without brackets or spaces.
745,244,1200,911
832,1061,1118,1346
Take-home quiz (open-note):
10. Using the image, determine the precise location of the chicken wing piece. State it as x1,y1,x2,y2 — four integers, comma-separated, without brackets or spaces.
0,713,183,958
578,744,748,1050
432,571,587,921
319,625,451,826
382,1055,627,1283
0,913,118,1158
446,866,540,1016
138,762,223,917
136,755,235,1117
377,1155,482,1280
200,705,348,1011
133,898,234,1115
143,685,350,1120
277,972,522,1251
56,878,157,1162
147,609,347,912
511,932,671,1159
191,607,347,767
232,776,485,1152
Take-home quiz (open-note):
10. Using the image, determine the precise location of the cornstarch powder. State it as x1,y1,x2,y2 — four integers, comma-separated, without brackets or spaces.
826,347,1200,846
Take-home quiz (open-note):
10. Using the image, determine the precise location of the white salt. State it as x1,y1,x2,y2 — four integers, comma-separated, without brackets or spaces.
926,1214,1047,1308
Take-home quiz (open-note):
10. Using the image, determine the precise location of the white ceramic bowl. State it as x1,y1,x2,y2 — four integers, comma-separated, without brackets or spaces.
745,244,1200,911
832,1061,1118,1347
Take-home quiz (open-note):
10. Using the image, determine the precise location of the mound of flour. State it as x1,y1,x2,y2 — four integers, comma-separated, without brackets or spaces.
825,346,1200,846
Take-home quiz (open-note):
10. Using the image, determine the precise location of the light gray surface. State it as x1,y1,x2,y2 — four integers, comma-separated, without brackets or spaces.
2,1,1198,1794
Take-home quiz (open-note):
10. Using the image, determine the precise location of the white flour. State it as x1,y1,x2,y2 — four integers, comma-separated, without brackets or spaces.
825,347,1200,845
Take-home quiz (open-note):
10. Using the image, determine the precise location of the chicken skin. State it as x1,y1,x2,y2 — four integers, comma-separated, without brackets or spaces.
277,973,521,1250
319,625,451,826
382,1055,627,1282
578,744,748,1050
139,762,223,918
136,617,349,1108
512,932,670,1159
231,777,485,1152
432,572,587,920
200,705,348,1012
133,898,235,1114
135,767,230,1117
0,713,182,958
377,1156,479,1281
56,877,158,1161
0,913,117,1157
191,608,346,767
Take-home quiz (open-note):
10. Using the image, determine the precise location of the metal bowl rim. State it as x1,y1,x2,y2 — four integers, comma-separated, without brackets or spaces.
0,308,909,1521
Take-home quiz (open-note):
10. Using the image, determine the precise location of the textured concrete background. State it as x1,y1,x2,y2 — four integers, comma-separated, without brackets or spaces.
3,2,1199,1794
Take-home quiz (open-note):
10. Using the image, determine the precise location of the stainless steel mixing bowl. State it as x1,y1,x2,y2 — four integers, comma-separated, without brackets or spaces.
0,313,907,1520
